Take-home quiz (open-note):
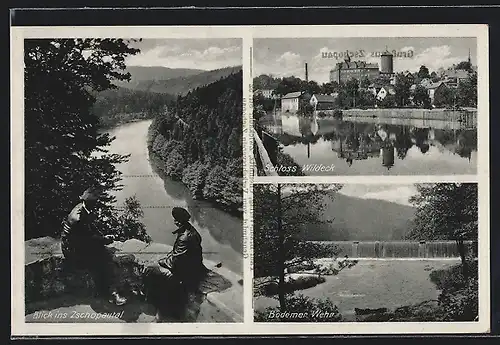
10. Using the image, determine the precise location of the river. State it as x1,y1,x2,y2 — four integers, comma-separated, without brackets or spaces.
259,112,477,175
106,120,243,275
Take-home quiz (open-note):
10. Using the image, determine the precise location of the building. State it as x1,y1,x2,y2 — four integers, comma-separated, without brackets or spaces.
255,88,276,99
442,69,470,88
376,85,396,101
281,91,304,113
309,93,338,110
329,60,380,84
425,81,447,103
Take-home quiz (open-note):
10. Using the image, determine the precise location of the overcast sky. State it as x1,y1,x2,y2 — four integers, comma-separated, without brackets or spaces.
125,38,242,70
253,37,477,83
337,184,418,207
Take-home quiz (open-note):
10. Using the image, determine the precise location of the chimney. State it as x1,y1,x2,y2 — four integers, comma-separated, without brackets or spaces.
305,62,308,83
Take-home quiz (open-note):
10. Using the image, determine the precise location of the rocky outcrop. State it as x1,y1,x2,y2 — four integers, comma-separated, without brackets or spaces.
25,237,243,322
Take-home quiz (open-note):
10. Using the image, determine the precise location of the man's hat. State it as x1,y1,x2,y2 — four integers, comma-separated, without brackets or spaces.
80,187,104,202
171,207,191,223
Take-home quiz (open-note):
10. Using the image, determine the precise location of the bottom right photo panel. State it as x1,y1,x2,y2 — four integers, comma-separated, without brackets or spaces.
253,182,479,323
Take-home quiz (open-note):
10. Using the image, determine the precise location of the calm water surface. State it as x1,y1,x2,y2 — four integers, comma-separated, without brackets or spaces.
260,112,477,176
107,120,242,274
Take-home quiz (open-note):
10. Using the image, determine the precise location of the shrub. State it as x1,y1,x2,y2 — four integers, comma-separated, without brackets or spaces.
429,260,478,321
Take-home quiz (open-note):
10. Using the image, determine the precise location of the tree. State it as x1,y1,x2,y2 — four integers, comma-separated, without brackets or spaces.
24,38,149,241
360,76,371,89
253,184,356,313
417,65,430,80
407,183,478,279
321,81,340,95
377,93,396,108
344,78,360,107
455,61,473,72
394,72,413,107
357,88,376,108
433,85,455,108
412,85,432,108
430,71,440,82
149,71,243,213
274,76,305,97
456,72,477,107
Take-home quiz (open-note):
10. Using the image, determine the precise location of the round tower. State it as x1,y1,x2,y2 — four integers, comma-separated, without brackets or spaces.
380,50,394,75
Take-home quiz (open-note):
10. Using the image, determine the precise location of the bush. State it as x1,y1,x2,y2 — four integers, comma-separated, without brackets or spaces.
429,261,478,321
255,294,342,322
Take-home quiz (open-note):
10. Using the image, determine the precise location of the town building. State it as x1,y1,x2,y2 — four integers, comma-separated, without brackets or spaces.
376,85,396,101
281,91,304,113
425,81,447,103
329,60,380,84
309,93,338,110
255,88,276,99
442,69,469,88
330,50,395,84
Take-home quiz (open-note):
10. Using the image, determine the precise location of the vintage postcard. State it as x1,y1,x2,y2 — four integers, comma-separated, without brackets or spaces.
253,182,481,322
11,24,489,336
252,35,480,178
249,24,489,335
11,26,250,336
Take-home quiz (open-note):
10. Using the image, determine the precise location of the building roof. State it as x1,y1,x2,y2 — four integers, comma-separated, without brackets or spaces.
425,81,446,90
444,69,469,79
380,85,396,94
281,91,303,99
332,60,379,71
312,94,337,102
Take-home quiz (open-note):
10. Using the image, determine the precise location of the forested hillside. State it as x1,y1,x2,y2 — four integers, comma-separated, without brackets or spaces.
148,70,243,213
121,66,204,82
127,66,242,95
293,192,416,241
92,87,175,128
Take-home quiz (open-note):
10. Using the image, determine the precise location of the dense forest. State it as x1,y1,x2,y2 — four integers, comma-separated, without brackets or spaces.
92,87,175,128
148,70,243,214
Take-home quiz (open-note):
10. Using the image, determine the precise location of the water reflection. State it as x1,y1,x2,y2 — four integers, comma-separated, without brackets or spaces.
261,112,477,175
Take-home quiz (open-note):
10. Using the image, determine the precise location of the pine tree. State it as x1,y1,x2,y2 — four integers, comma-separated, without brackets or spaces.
24,38,142,239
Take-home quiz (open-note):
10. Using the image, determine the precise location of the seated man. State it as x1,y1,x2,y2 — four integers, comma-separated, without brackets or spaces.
60,187,127,306
142,207,208,322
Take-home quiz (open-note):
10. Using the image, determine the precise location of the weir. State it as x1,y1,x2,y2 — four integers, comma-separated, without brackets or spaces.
310,240,476,259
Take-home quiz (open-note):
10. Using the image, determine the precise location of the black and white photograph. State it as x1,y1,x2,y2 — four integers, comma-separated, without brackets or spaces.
22,37,243,324
253,37,478,176
253,183,479,323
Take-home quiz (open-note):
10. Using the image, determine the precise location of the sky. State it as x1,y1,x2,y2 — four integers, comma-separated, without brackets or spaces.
125,38,242,70
337,184,418,207
282,184,418,206
253,37,477,83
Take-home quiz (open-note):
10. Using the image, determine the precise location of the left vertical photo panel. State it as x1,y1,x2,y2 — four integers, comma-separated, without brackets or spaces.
20,37,243,325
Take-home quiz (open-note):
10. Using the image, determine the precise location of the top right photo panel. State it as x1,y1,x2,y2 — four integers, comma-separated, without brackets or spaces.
253,37,479,176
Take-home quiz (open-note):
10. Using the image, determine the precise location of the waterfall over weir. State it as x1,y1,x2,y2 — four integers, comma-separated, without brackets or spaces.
311,241,476,259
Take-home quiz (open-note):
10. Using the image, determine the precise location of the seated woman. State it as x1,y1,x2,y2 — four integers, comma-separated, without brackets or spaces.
142,207,208,322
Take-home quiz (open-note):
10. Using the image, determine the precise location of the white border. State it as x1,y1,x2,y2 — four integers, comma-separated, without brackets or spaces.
11,24,490,336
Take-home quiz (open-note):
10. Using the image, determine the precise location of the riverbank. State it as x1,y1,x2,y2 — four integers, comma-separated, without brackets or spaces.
147,123,243,217
310,107,477,121
107,120,243,275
